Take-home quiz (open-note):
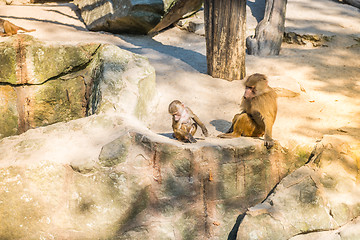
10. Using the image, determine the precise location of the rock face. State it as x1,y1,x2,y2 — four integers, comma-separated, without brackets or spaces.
0,114,310,239
0,33,312,240
75,0,177,34
0,35,156,139
236,135,360,240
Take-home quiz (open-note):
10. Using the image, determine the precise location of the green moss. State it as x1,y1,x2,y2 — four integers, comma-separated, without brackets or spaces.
0,44,17,84
175,211,203,240
157,144,184,164
295,145,313,164
31,76,86,126
0,86,18,138
219,163,239,199
163,0,177,11
32,43,100,84
0,109,18,138
244,158,271,199
172,157,193,177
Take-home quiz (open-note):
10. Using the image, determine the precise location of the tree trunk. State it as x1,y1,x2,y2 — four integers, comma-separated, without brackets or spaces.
204,0,247,81
246,0,288,56
148,0,203,34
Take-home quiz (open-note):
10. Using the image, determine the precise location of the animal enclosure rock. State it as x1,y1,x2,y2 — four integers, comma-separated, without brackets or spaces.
0,116,311,239
236,135,360,240
74,0,177,34
83,131,310,239
0,35,156,138
0,160,152,240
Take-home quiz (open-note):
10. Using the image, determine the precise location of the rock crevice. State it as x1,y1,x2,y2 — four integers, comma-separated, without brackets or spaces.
235,135,360,240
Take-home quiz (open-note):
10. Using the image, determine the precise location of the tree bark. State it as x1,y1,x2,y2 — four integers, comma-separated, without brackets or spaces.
246,0,288,56
148,0,203,34
204,0,247,81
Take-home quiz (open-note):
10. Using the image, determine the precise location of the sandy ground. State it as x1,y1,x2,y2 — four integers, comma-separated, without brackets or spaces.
0,0,359,147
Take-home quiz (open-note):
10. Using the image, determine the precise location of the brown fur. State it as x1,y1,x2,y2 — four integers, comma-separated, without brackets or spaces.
0,18,35,37
218,73,277,148
169,100,208,143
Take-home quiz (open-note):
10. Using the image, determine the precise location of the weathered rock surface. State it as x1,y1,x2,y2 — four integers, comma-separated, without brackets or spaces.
0,112,311,239
0,35,156,138
0,34,309,240
176,9,205,36
283,32,333,47
246,0,287,56
235,135,360,240
342,0,360,9
75,0,177,34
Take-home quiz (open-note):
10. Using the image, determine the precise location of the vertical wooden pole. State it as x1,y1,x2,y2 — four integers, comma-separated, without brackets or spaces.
204,0,247,81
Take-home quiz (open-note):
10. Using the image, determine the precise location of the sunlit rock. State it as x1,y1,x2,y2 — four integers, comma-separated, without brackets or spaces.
236,135,360,240
74,0,178,34
0,115,311,239
0,35,156,138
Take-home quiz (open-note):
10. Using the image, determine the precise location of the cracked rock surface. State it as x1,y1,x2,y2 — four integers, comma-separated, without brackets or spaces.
0,35,156,138
235,135,360,240
0,112,310,239
0,1,359,239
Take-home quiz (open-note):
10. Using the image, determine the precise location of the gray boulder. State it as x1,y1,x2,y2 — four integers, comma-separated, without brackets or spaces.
75,0,177,34
0,117,311,239
0,35,156,139
236,135,360,240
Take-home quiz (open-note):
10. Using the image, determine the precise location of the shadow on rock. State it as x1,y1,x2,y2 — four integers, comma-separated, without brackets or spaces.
210,119,232,133
227,212,246,240
158,132,175,139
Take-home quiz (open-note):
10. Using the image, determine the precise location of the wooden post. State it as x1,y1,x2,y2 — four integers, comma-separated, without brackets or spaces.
246,0,288,56
204,0,247,81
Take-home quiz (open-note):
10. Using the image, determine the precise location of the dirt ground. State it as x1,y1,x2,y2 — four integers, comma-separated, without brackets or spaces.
0,0,359,148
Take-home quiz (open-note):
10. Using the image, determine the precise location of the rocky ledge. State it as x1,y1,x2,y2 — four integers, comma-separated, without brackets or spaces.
0,35,156,139
0,110,311,239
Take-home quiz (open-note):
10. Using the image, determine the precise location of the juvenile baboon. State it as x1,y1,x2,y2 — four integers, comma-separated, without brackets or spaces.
0,18,35,37
168,100,208,143
218,73,277,148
